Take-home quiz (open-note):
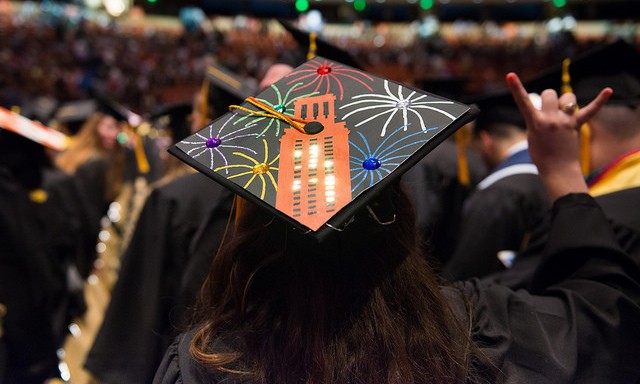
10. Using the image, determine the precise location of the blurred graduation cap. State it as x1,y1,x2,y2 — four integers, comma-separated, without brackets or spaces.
0,106,70,151
278,19,363,70
463,89,529,134
89,87,145,128
203,62,259,122
525,38,640,107
169,55,477,240
20,96,59,124
150,102,193,144
417,77,469,101
51,99,99,134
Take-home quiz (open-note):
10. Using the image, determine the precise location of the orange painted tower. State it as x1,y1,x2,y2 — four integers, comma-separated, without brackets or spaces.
276,94,352,231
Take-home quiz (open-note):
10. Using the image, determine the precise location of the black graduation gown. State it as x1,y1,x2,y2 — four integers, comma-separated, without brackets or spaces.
41,168,94,342
486,186,640,290
0,169,66,383
443,171,548,281
153,194,640,384
84,172,234,384
401,139,487,265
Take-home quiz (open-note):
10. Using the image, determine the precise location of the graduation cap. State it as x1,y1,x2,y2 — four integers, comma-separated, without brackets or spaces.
0,106,70,151
150,102,194,144
417,77,469,101
202,62,259,123
206,63,258,104
51,99,99,134
278,19,363,70
169,56,477,240
89,87,145,128
526,38,640,107
20,96,59,124
463,89,528,134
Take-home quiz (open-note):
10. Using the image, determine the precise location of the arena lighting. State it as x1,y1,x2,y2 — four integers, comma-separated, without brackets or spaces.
420,0,433,9
104,0,126,16
295,0,310,12
306,9,324,32
83,0,102,9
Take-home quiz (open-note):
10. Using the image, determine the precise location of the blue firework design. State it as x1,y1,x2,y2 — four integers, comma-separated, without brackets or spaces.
349,124,437,193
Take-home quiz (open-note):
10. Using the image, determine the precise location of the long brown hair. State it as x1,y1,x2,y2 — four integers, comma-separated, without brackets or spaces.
55,112,124,201
190,185,484,383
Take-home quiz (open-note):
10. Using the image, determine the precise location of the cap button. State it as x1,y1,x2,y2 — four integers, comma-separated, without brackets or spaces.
206,137,222,148
303,121,324,134
363,157,381,170
252,163,270,174
317,65,332,75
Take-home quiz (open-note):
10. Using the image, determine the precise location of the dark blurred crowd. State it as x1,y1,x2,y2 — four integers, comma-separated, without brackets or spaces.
2,9,635,117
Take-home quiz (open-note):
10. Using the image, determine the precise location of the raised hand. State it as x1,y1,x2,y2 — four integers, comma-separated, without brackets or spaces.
505,72,612,201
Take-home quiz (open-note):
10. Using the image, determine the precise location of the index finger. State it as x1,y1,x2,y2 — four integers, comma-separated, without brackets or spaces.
505,72,536,125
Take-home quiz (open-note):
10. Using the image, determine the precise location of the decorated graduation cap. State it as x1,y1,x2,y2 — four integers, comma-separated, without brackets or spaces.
278,19,363,70
0,106,70,151
170,56,476,240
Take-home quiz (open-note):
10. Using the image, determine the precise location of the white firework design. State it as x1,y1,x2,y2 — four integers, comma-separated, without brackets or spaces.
179,113,258,174
340,80,457,137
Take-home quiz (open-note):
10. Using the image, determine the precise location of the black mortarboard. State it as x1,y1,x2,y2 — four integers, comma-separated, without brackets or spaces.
20,96,59,124
206,63,258,104
463,89,527,134
0,106,70,150
526,38,640,107
418,77,469,101
150,102,193,143
90,88,145,127
278,19,363,70
51,99,98,134
204,63,259,121
169,56,477,240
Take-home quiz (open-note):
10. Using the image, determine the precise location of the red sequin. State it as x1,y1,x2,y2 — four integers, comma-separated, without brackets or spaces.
316,65,332,75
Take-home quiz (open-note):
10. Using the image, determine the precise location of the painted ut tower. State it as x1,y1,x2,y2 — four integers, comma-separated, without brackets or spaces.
276,94,352,231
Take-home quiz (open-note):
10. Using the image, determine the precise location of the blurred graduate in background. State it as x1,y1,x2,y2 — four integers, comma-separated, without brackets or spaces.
489,38,640,289
0,108,83,383
82,62,253,384
442,90,549,281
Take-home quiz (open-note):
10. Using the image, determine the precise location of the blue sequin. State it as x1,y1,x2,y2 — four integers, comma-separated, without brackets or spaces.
206,137,222,148
362,157,381,170
274,104,286,113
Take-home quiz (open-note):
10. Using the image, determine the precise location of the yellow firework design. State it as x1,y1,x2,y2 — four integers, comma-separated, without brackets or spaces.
214,139,279,200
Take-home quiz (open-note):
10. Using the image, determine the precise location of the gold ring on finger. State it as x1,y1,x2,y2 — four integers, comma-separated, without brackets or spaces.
560,102,578,114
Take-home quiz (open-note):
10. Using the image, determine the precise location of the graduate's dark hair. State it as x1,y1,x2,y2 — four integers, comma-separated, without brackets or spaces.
190,183,486,384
